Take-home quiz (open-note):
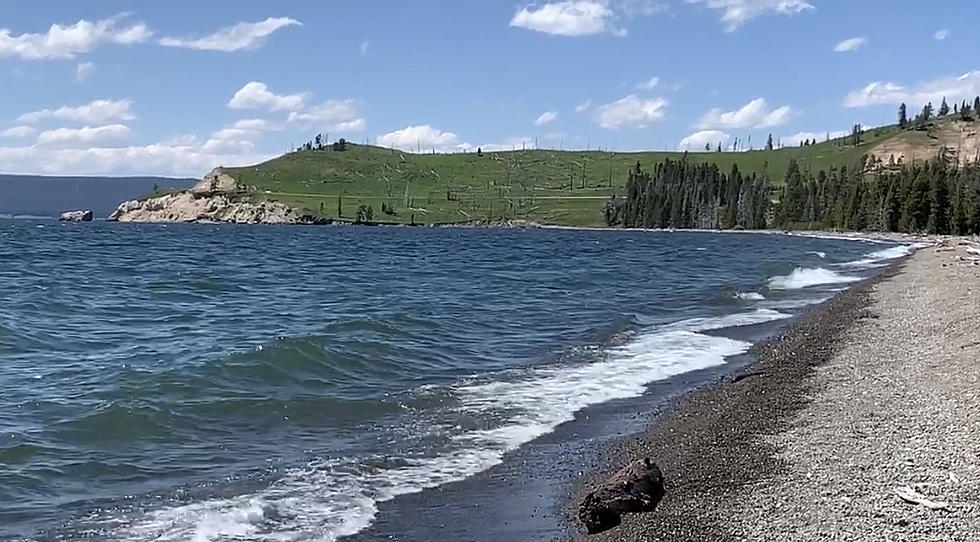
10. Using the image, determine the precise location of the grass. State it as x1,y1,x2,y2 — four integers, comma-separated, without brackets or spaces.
225,125,902,227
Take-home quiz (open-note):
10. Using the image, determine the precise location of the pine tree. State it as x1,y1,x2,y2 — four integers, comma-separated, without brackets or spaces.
939,97,950,116
898,103,908,128
765,133,774,151
975,96,980,114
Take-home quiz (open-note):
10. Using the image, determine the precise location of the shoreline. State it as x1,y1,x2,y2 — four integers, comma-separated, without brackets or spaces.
19,214,961,247
570,242,980,541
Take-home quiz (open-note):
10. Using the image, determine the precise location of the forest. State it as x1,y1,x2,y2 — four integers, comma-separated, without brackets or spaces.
606,153,980,235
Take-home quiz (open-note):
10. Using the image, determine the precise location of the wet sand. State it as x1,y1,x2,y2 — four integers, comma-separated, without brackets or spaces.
572,242,980,541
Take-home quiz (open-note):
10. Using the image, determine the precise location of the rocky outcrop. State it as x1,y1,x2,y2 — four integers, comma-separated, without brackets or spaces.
578,458,665,535
108,167,318,225
59,210,93,222
108,192,306,224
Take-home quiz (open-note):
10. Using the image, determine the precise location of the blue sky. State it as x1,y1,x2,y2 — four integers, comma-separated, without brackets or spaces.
0,1,976,177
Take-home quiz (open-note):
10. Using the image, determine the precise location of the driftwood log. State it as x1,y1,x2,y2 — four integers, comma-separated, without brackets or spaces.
578,458,665,534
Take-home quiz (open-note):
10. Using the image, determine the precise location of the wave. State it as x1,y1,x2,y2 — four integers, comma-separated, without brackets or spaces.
768,267,861,290
839,243,928,268
102,328,752,542
734,291,765,301
808,251,827,258
760,296,834,310
664,309,791,332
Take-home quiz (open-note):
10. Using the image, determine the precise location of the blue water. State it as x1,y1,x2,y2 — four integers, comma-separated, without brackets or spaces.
0,220,907,541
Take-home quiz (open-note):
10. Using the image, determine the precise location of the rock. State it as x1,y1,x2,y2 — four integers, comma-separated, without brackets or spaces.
578,458,665,535
59,210,93,222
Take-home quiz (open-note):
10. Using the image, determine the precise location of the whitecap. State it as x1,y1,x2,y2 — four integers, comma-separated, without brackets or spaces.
734,292,765,301
104,328,753,542
664,309,791,332
768,268,861,290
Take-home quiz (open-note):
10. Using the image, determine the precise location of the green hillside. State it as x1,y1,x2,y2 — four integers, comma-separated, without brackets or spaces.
226,126,900,227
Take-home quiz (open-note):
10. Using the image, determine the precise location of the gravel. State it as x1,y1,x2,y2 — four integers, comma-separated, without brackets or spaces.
571,243,980,541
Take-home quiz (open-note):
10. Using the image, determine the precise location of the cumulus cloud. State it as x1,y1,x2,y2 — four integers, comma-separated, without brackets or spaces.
534,111,558,125
575,99,592,113
0,142,271,177
0,126,37,139
834,36,867,52
678,129,731,151
36,124,131,147
17,99,135,125
935,29,950,41
511,1,619,36
696,98,794,129
228,82,308,111
635,76,659,90
159,17,300,52
0,14,151,60
75,61,95,82
377,125,467,153
685,0,815,31
780,130,848,147
509,1,664,36
594,94,667,129
844,70,980,108
286,99,365,132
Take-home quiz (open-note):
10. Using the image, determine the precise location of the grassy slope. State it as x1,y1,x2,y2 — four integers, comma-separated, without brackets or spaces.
227,126,900,227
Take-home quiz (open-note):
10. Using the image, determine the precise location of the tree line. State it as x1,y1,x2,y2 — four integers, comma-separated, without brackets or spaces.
605,154,980,235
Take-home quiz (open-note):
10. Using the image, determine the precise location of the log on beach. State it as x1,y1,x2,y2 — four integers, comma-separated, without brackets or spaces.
578,458,665,534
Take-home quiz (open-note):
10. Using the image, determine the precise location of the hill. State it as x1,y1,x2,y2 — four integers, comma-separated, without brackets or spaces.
0,175,197,218
224,128,902,228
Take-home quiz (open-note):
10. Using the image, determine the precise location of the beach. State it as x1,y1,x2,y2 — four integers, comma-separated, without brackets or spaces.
574,241,980,541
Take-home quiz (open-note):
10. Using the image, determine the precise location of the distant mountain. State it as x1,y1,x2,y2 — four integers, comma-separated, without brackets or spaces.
0,175,198,219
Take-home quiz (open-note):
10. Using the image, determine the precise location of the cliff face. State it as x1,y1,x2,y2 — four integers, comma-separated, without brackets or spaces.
108,168,312,224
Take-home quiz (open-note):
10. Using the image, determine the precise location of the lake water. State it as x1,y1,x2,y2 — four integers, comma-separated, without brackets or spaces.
0,220,909,541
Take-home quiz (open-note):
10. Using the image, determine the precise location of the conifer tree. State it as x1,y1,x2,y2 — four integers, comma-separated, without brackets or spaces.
939,97,950,116
765,134,774,151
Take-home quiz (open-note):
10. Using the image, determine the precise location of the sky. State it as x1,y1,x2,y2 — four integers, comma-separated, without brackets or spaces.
0,0,977,177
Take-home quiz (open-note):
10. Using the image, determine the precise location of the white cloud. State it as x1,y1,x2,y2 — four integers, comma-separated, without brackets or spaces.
360,40,370,55
0,14,151,60
230,119,270,132
594,94,667,129
159,17,300,52
834,36,867,52
1,126,37,139
935,29,950,41
16,99,134,125
534,111,559,125
685,0,814,31
696,98,794,129
678,130,730,151
286,99,365,132
0,142,271,177
780,130,848,147
635,76,659,90
844,70,980,108
378,125,468,153
36,124,131,147
228,82,308,111
575,99,592,113
75,61,95,82
511,1,620,36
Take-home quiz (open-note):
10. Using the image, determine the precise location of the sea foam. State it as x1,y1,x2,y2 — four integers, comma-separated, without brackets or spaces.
768,267,861,290
108,322,758,541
